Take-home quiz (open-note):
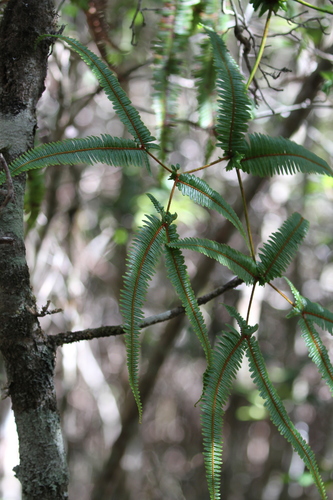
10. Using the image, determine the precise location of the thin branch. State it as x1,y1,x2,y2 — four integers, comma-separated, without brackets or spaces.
48,277,243,347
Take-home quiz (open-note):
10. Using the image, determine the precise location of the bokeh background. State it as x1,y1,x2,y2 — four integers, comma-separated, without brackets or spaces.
1,0,333,498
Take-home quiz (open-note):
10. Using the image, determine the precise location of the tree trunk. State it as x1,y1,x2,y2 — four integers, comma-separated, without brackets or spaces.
0,1,68,498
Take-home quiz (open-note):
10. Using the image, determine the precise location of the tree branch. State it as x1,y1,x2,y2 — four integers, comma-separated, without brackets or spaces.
48,277,243,348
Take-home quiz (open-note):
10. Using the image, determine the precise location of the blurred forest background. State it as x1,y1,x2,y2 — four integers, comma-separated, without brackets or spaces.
1,0,333,499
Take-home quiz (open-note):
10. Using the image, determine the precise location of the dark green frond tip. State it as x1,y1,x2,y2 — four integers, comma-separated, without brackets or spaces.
250,0,287,16
224,304,258,336
37,34,157,148
240,134,333,178
146,193,165,218
257,213,309,283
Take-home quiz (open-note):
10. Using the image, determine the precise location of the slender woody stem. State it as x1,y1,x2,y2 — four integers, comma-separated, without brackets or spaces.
269,282,295,307
186,156,230,174
293,0,333,14
246,281,257,324
146,149,173,174
246,8,272,91
166,180,177,212
236,169,256,260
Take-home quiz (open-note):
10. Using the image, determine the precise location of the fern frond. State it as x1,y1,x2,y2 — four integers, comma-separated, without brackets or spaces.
1,135,151,185
224,304,258,336
168,237,257,285
285,278,333,335
299,317,333,395
201,329,246,500
206,29,252,155
120,215,166,421
164,224,212,366
257,213,309,283
246,336,327,499
176,174,249,246
301,298,333,335
38,34,157,148
240,134,333,177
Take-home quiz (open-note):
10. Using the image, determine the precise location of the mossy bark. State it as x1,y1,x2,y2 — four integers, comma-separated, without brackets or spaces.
0,1,69,498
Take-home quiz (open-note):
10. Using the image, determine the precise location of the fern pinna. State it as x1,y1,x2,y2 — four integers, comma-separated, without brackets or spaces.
2,12,332,498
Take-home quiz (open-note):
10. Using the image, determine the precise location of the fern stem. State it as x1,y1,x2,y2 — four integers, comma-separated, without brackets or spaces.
166,180,177,212
245,9,272,91
268,282,295,307
246,282,257,324
236,169,256,260
146,150,173,173
293,0,333,14
186,156,230,174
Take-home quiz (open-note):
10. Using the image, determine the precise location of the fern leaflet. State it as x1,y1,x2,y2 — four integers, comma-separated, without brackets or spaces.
0,135,151,185
257,213,309,283
246,336,327,499
299,317,333,395
38,34,157,148
176,174,249,246
164,224,212,366
201,329,246,500
206,29,252,155
168,237,257,284
240,134,333,177
120,215,166,421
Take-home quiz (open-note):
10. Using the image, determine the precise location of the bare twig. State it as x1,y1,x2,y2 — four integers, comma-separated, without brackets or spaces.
48,277,243,347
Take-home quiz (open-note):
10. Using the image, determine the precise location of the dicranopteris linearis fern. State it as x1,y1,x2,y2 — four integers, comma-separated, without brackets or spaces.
2,0,333,496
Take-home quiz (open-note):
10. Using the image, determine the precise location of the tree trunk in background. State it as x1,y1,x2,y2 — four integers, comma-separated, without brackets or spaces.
0,1,68,498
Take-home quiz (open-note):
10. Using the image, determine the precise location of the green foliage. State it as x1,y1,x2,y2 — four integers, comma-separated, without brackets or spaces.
168,237,257,284
206,29,252,155
13,14,333,498
0,135,151,185
246,335,327,499
201,329,246,500
240,133,333,177
175,173,249,245
257,213,309,283
164,224,212,366
120,214,167,421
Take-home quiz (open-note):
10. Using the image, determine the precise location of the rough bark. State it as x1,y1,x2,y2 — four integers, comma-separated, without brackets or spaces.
0,1,68,498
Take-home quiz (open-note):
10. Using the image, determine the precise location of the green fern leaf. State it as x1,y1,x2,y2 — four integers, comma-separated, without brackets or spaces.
120,215,167,421
164,224,212,366
285,278,333,335
201,329,246,500
206,29,252,155
299,317,333,395
301,298,333,335
240,134,333,177
246,336,327,499
38,34,157,148
176,174,249,246
257,213,309,283
224,304,258,336
0,135,151,185
168,237,257,285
